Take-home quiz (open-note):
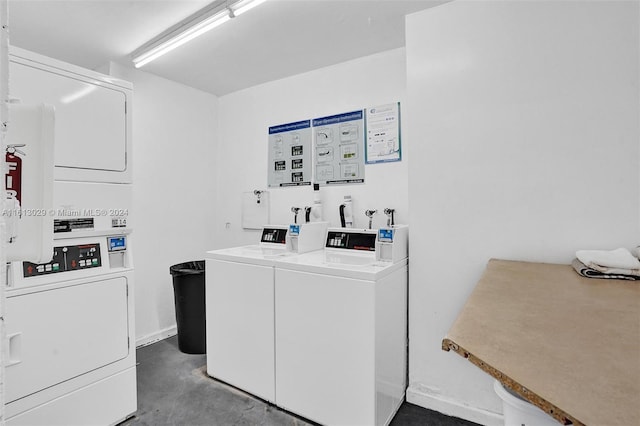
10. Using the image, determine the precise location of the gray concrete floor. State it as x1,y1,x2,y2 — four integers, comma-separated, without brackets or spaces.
119,336,479,426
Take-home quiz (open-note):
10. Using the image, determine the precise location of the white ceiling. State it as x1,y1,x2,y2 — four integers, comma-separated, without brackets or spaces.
7,0,445,96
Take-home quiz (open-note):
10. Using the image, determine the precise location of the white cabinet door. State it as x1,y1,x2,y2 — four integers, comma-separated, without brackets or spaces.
5,278,130,403
206,259,275,402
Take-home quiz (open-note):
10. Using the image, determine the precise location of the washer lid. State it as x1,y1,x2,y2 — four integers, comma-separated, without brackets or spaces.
274,249,407,281
206,244,296,267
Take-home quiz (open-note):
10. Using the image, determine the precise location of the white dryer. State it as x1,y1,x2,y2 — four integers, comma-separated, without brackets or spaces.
4,182,136,426
273,226,408,426
205,222,328,403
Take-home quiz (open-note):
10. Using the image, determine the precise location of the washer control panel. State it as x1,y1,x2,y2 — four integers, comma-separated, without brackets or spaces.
326,230,376,251
23,243,101,277
261,227,287,244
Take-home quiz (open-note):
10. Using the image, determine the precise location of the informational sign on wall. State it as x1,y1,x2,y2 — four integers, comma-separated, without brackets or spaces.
312,110,365,185
365,102,401,164
268,120,312,187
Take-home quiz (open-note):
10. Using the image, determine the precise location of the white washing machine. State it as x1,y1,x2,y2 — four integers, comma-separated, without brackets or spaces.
273,226,408,426
205,222,328,403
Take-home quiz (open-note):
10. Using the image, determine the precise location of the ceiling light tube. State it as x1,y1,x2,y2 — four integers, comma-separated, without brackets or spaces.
133,9,230,68
131,0,269,68
233,0,269,17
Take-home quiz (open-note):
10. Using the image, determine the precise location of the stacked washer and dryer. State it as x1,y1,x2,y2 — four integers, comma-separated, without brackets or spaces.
4,48,136,425
206,223,408,426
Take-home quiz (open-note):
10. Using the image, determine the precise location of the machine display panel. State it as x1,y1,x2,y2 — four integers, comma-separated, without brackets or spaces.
23,243,102,277
326,231,376,251
54,218,95,233
108,236,127,251
261,227,287,244
289,225,300,236
378,228,394,243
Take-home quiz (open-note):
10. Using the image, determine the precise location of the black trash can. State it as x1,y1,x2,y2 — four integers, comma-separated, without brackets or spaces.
169,260,206,354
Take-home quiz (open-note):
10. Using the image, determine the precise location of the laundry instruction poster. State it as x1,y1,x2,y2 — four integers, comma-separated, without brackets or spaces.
268,120,312,187
365,102,401,164
312,110,365,185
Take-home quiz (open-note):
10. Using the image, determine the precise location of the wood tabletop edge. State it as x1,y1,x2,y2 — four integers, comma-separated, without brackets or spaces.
441,337,582,426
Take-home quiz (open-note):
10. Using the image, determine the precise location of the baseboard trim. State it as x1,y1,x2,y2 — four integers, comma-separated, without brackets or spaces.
136,325,177,348
406,385,503,426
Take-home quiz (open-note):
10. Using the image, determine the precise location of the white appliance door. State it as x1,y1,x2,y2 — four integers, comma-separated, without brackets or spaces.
206,259,275,402
275,268,376,426
5,277,130,402
9,61,127,174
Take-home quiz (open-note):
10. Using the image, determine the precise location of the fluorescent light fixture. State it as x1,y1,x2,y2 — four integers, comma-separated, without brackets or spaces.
233,0,269,17
132,0,268,68
133,10,230,68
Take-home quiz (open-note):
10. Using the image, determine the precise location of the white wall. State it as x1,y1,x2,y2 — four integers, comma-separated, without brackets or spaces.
214,48,408,249
109,63,218,346
406,1,639,424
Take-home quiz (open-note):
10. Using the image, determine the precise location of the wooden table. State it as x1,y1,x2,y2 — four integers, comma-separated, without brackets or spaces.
442,259,640,426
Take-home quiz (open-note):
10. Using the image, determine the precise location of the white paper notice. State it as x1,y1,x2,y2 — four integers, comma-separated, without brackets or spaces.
365,102,401,164
268,120,312,187
313,110,365,185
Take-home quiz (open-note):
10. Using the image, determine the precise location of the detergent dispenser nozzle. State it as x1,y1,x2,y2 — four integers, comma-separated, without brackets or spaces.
365,209,377,229
383,208,395,227
291,207,301,224
339,195,353,228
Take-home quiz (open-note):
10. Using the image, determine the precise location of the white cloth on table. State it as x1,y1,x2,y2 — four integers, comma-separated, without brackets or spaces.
572,258,639,281
576,248,640,276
